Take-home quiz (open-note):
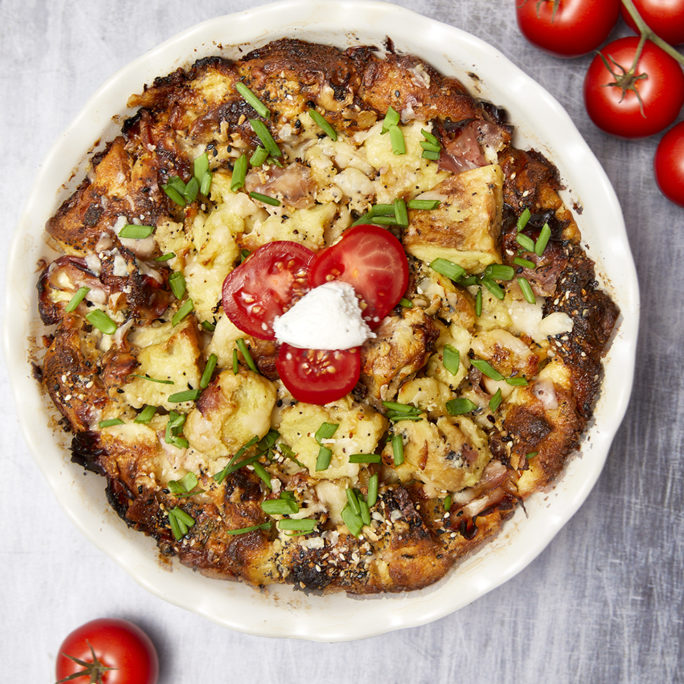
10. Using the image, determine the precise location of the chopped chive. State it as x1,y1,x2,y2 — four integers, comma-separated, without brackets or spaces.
213,436,260,483
341,504,363,537
86,309,117,335
346,488,361,515
444,494,453,512
367,473,378,507
65,286,90,313
194,152,209,180
200,171,212,196
226,521,272,536
249,191,281,206
249,119,281,158
236,338,258,373
535,223,551,256
230,154,248,192
475,288,483,317
516,233,535,252
235,81,270,118
389,125,406,155
168,388,200,403
399,297,413,308
485,264,515,281
130,373,174,384
382,401,423,422
351,211,374,226
162,181,186,207
446,397,478,415
516,208,531,232
155,252,175,262
422,149,440,161
526,451,539,460
459,275,478,287
315,422,339,443
359,499,371,526
184,177,199,204
168,472,199,495
240,248,251,263
232,348,239,374
391,433,404,466
169,506,195,534
119,224,155,239
171,298,194,326
316,445,332,471
489,388,503,412
420,140,441,153
365,215,396,225
261,497,298,516
430,258,466,282
481,276,505,300
349,453,381,464
443,344,460,376
250,146,269,167
370,203,396,216
168,512,182,540
393,198,408,227
517,276,536,304
381,106,400,133
200,353,218,389
471,358,505,381
251,462,272,490
514,256,536,269
407,199,440,210
165,411,188,449
308,108,337,141
421,128,440,145
201,320,216,332
278,518,317,534
166,176,186,194
506,376,529,387
168,271,186,300
278,443,307,469
134,405,157,424
98,418,123,428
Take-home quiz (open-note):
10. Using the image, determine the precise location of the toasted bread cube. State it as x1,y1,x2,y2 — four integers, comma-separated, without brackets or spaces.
404,164,504,272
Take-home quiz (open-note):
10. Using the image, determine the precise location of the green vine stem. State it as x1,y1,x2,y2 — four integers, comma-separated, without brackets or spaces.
620,0,684,66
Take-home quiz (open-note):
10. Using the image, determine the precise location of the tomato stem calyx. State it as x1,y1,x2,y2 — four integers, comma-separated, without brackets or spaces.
597,34,649,117
534,0,560,22
620,0,684,66
56,642,116,683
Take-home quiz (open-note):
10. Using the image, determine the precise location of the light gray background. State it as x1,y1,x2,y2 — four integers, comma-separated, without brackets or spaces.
1,1,682,682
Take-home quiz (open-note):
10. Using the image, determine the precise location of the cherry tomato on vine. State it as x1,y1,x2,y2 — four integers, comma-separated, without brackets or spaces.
654,121,684,206
308,225,409,328
276,343,361,405
583,37,684,137
55,618,158,684
515,0,620,57
221,240,315,340
621,0,684,47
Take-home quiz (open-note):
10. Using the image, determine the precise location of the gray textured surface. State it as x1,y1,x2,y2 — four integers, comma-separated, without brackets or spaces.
1,1,682,682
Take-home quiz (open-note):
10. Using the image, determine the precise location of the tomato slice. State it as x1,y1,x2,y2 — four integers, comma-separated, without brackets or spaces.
221,241,315,340
308,225,409,328
276,343,361,405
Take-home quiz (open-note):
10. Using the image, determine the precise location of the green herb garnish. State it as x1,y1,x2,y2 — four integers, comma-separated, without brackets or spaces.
249,119,281,158
349,453,381,464
230,154,248,192
236,338,258,373
171,298,194,326
119,224,155,239
199,353,218,389
134,405,157,424
391,433,404,466
168,506,195,540
86,309,117,335
446,397,478,415
407,199,440,210
470,358,504,381
65,287,89,313
168,271,186,300
308,108,337,140
98,418,123,428
443,344,460,376
535,223,551,256
517,276,536,304
235,82,271,118
367,473,378,507
489,389,502,412
430,258,466,282
226,522,272,536
249,191,281,206
516,208,531,232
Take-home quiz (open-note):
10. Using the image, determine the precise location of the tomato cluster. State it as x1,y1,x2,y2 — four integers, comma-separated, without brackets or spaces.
221,225,409,404
515,0,684,205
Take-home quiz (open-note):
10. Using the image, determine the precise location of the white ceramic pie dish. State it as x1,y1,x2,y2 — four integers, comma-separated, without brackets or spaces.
4,0,639,641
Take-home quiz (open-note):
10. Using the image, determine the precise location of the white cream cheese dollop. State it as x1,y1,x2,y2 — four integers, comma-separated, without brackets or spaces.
273,281,375,350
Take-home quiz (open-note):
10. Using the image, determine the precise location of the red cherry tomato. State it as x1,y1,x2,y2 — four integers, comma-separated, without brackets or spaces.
308,225,409,328
654,121,684,206
515,0,620,57
221,241,315,340
276,343,361,404
583,37,684,138
621,0,684,46
55,618,158,684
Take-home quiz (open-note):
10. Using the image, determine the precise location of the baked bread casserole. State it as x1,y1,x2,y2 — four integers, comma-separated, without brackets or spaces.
35,38,619,593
